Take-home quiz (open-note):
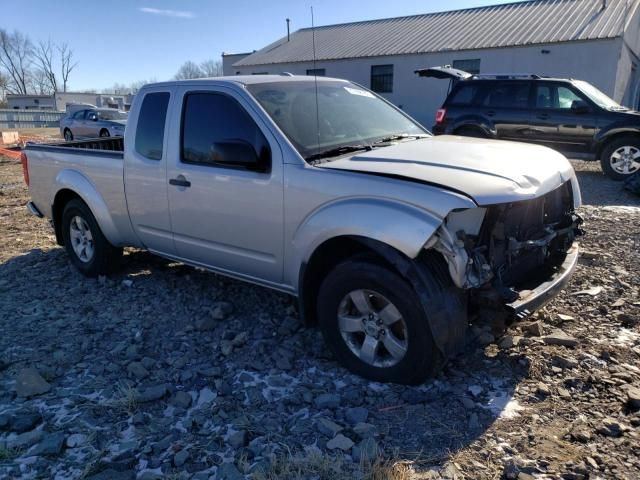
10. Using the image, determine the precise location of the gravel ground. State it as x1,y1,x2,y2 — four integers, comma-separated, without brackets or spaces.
0,156,639,480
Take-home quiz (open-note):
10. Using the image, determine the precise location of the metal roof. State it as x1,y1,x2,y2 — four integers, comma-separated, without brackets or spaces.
235,0,639,67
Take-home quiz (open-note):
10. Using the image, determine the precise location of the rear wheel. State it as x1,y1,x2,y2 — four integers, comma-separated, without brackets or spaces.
600,136,640,181
99,129,110,138
317,258,443,384
454,126,488,139
61,199,122,276
63,129,73,141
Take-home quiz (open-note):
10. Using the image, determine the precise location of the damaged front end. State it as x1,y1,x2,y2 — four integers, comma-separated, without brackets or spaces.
425,181,583,323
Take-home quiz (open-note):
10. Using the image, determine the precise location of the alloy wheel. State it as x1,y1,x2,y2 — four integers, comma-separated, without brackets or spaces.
337,289,408,368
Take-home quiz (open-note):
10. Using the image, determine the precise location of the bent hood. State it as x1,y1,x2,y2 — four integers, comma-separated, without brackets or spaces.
317,136,580,206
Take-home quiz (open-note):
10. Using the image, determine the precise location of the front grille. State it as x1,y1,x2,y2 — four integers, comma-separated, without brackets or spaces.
478,181,579,288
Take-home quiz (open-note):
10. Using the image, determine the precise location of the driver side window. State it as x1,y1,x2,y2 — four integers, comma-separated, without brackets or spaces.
181,92,271,172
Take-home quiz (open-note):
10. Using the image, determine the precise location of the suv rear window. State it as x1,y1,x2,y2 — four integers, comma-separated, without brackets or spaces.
481,82,530,109
447,84,480,106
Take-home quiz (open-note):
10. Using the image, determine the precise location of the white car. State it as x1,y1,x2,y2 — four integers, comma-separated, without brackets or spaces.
59,108,127,141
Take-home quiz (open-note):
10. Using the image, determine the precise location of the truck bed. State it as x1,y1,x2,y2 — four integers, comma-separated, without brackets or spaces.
26,137,124,158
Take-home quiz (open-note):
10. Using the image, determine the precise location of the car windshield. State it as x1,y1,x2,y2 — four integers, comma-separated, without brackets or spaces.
246,80,428,160
573,80,624,110
96,110,127,120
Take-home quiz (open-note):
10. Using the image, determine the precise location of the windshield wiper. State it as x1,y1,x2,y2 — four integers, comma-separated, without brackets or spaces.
372,133,429,145
306,144,372,162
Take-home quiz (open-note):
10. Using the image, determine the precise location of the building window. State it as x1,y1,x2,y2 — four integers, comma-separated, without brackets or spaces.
371,65,393,93
452,59,481,75
306,68,326,76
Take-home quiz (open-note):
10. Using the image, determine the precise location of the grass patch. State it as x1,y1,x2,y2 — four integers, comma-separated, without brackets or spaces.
253,450,416,480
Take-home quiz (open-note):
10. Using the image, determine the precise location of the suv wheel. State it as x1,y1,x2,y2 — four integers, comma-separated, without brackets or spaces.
600,136,640,181
317,258,443,384
454,127,488,139
61,199,122,276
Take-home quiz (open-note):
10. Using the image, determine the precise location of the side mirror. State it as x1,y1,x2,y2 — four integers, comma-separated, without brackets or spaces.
571,100,590,114
211,139,269,172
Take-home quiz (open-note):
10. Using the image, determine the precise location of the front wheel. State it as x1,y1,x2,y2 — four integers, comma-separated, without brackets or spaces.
317,259,442,384
99,129,110,138
61,199,122,276
600,137,640,181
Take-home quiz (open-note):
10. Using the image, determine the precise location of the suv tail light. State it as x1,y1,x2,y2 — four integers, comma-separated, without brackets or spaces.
435,108,447,124
20,152,30,187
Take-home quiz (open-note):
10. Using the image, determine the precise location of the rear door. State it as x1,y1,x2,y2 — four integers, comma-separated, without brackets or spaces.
527,82,598,156
477,81,532,141
166,85,284,283
124,87,176,255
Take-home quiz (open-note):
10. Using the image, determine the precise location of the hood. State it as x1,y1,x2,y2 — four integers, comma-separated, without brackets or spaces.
317,136,576,206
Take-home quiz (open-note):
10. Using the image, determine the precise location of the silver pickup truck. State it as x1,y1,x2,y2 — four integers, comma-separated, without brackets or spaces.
22,75,582,384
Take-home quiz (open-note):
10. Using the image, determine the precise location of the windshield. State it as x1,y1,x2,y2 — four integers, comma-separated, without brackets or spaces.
573,80,624,110
97,110,128,120
246,80,427,160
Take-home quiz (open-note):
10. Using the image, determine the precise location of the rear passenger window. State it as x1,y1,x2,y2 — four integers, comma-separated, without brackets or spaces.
135,92,170,160
181,92,270,171
448,85,479,105
482,83,530,109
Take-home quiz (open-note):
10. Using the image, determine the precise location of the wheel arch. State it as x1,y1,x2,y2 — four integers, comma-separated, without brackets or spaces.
450,116,496,138
52,170,120,246
298,234,468,358
596,129,640,159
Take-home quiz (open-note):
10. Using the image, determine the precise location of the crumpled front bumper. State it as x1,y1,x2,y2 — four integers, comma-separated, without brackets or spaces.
506,243,579,319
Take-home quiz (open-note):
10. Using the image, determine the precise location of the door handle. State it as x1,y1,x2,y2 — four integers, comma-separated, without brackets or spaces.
169,176,191,188
486,111,496,117
537,113,550,120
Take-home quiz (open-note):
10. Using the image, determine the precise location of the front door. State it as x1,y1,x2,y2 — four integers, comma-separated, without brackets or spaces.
166,86,284,284
124,88,176,255
527,82,599,157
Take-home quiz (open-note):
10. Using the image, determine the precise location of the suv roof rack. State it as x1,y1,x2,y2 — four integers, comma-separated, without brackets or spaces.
472,73,543,80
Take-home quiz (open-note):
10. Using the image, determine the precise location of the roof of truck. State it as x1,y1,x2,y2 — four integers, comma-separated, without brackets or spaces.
143,75,350,89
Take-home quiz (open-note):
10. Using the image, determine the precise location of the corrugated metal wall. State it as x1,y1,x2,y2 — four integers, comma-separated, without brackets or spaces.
0,109,64,129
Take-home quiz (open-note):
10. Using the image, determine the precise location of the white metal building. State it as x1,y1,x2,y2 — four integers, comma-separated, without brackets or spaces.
7,92,135,112
225,0,640,127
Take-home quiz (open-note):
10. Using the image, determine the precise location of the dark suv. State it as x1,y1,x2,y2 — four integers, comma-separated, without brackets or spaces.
417,66,640,180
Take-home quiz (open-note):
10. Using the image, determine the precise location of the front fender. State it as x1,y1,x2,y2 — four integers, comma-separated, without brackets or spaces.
54,169,121,246
594,124,640,150
288,197,457,289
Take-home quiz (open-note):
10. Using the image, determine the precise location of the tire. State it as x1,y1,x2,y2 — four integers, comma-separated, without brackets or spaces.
454,127,488,139
63,129,73,141
61,199,122,276
600,136,640,181
317,259,443,384
99,129,110,138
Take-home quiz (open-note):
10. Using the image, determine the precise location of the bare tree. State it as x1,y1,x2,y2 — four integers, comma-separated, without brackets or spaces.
200,59,223,77
0,71,8,106
174,61,203,80
33,39,58,93
58,43,77,92
30,68,53,94
0,29,33,95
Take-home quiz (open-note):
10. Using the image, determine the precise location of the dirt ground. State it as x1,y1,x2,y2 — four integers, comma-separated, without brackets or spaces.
0,156,639,480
